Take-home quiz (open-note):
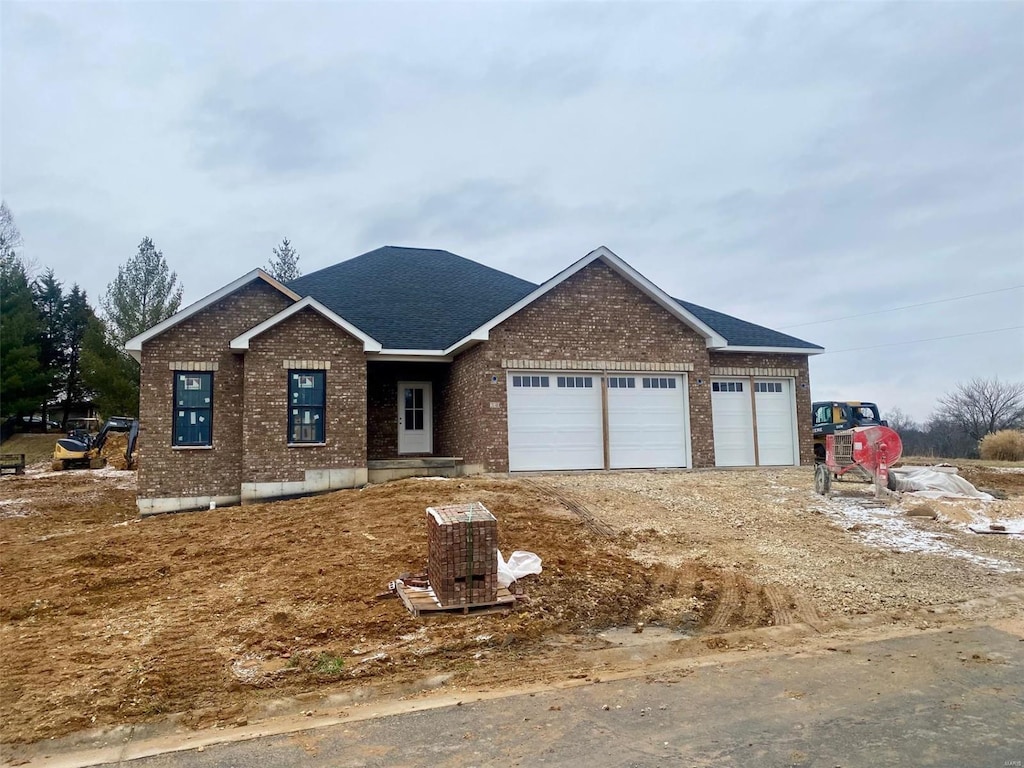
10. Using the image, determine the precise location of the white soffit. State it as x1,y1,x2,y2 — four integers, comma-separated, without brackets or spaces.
124,269,301,361
229,296,383,353
718,345,824,356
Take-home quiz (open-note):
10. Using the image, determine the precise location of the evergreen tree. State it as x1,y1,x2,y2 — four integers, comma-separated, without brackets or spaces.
61,285,93,426
267,237,301,282
80,315,139,417
101,237,183,347
0,253,47,419
32,268,67,425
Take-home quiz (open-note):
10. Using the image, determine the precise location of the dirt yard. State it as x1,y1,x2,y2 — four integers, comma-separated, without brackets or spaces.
1,462,1022,746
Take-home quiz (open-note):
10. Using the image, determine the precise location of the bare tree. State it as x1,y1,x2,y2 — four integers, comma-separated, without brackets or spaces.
0,200,23,257
884,406,919,434
936,378,1024,441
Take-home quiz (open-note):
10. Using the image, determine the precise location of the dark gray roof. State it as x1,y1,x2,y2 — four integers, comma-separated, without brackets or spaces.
287,246,535,349
675,299,823,351
287,246,820,352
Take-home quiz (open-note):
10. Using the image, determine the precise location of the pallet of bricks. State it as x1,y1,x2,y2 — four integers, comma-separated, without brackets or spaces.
426,502,498,607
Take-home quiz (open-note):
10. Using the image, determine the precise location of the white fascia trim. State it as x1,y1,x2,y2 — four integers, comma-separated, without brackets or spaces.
125,269,301,361
720,345,825,355
230,296,383,352
442,245,728,355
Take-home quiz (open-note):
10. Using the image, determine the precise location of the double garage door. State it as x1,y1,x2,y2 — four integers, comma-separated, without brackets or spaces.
711,378,798,467
507,373,689,471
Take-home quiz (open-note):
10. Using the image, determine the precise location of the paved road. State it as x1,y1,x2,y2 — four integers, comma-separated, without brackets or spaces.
44,626,1024,768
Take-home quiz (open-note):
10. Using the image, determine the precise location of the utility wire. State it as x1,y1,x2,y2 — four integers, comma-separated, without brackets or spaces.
779,285,1024,329
822,325,1024,355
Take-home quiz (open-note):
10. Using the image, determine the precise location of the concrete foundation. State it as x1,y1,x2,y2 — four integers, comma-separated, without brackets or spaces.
367,458,483,484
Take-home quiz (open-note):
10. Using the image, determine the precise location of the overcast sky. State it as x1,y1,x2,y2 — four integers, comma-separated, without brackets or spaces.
3,1,1022,422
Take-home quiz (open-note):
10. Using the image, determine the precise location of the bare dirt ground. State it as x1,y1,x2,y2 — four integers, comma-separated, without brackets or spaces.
1,461,1022,747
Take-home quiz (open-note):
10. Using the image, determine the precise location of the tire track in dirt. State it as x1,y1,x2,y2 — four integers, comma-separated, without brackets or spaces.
706,572,742,631
763,585,797,627
524,480,615,538
791,593,824,631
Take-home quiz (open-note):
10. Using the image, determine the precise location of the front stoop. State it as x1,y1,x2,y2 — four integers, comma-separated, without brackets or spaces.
367,457,483,483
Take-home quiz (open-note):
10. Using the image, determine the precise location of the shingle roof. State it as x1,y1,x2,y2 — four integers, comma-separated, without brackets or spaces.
286,246,535,349
675,299,824,351
287,246,820,352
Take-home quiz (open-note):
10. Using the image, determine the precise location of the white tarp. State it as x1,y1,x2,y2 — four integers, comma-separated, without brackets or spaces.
496,550,543,587
891,467,994,500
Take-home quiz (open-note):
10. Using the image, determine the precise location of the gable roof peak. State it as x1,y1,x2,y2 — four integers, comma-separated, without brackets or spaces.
124,268,300,361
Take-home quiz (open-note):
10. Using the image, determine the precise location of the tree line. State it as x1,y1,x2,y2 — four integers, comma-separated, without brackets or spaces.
887,378,1024,458
0,201,301,429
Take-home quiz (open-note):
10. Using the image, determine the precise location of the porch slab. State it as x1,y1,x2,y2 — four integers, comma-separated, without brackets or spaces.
367,458,483,483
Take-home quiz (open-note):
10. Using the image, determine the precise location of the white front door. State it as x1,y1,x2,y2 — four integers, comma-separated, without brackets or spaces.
398,381,432,454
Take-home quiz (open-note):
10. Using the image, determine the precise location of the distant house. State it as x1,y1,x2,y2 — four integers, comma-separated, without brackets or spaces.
126,246,822,515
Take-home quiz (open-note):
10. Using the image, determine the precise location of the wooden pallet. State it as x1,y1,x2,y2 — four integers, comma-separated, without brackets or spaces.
394,579,516,617
0,454,26,475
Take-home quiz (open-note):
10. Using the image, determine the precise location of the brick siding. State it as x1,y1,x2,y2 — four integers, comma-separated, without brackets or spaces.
137,281,292,501
138,260,817,510
441,260,716,470
242,307,366,483
367,361,450,459
708,351,815,465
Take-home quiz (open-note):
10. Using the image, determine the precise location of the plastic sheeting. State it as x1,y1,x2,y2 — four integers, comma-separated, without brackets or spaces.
497,550,543,588
890,467,994,501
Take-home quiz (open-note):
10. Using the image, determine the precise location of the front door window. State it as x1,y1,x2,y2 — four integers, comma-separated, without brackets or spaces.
397,381,432,454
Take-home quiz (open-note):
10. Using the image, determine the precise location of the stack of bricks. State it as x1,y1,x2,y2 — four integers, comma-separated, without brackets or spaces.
426,502,498,607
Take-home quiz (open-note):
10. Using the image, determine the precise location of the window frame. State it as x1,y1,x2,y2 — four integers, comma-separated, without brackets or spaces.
557,376,593,389
642,377,677,389
288,369,326,445
172,371,213,447
512,375,549,388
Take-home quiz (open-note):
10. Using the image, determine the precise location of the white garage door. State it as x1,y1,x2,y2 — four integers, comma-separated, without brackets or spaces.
711,379,755,466
507,373,603,471
607,375,688,469
754,379,797,466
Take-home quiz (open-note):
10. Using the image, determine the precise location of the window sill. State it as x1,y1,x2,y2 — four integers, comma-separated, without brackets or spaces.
172,445,214,450
288,442,326,448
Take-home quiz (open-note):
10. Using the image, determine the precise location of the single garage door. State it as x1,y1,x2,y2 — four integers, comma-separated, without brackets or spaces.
507,373,603,471
753,379,797,465
607,375,688,469
711,379,755,466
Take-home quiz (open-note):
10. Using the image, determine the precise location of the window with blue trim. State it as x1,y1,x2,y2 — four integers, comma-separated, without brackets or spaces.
289,371,325,443
173,372,212,446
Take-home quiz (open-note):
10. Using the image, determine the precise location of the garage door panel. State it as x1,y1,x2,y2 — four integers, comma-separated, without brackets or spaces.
712,380,755,467
608,376,687,469
507,374,603,471
754,380,796,466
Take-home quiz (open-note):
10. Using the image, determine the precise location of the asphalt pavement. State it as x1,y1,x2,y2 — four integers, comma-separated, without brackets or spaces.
77,624,1024,768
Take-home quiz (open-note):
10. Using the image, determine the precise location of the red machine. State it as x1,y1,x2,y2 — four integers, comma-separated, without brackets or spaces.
814,425,903,495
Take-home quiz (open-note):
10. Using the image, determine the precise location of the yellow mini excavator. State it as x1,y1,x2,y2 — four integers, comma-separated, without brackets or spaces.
53,416,138,470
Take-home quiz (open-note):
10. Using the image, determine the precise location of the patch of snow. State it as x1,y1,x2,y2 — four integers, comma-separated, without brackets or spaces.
407,476,451,481
816,493,1019,573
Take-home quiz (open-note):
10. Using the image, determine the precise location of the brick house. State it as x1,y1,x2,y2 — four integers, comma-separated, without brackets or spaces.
127,246,822,515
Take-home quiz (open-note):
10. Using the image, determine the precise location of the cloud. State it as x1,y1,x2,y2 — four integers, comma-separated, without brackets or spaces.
2,0,1022,424
360,179,560,245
